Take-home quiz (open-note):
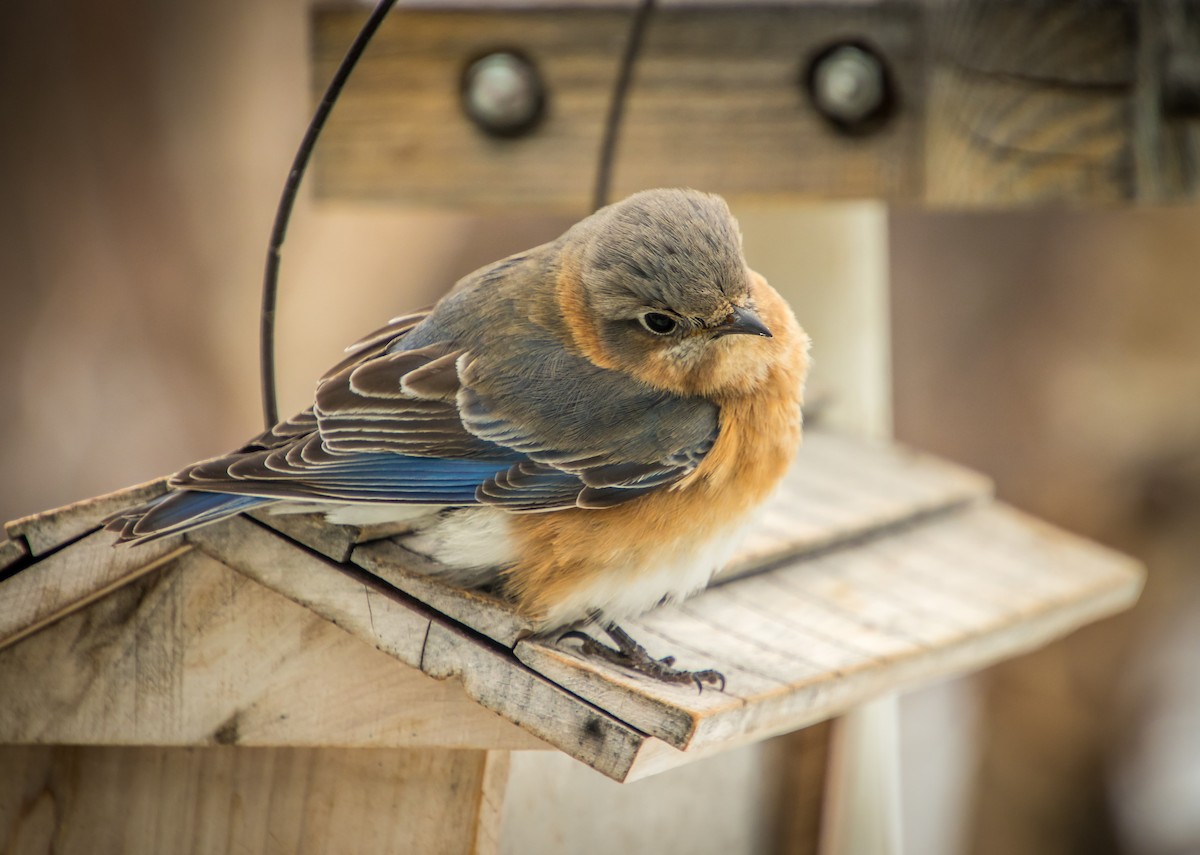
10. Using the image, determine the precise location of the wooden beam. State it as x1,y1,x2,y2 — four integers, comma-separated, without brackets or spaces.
770,720,834,855
0,745,507,855
514,502,1143,758
311,3,922,211
186,516,653,779
309,1,1200,209
0,425,1142,783
347,429,992,649
0,528,187,653
924,1,1137,206
0,548,542,750
0,537,27,575
5,478,166,557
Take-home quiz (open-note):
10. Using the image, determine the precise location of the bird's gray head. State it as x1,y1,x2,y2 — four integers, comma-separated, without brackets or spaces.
557,189,775,394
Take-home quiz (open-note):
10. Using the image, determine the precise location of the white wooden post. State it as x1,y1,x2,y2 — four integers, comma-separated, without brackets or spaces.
739,202,900,855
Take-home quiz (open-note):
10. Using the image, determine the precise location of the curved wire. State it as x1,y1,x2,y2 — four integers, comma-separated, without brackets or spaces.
260,0,398,430
592,0,655,212
261,0,652,428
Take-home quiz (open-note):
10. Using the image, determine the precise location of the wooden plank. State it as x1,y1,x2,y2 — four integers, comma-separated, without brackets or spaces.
187,516,650,777
311,3,1200,208
771,720,834,855
346,430,990,647
249,509,420,563
472,751,511,855
353,539,535,647
924,1,1137,206
312,4,922,211
0,435,1137,782
186,516,432,668
4,477,167,557
606,4,923,202
0,528,187,653
514,502,1143,753
0,745,504,855
0,548,543,750
420,620,651,782
248,509,359,562
0,537,27,574
195,523,660,780
1134,0,1200,202
722,430,991,580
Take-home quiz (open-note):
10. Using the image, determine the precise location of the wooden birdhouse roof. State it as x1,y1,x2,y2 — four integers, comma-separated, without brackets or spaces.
0,430,1143,782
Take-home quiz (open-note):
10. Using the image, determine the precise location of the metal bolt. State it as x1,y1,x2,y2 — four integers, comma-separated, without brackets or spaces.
461,52,545,138
809,44,889,130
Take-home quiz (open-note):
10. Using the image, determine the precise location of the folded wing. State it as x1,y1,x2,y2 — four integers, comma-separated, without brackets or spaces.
161,313,719,513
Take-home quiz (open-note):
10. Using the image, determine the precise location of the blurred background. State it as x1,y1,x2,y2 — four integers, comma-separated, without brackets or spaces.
2,1,1198,853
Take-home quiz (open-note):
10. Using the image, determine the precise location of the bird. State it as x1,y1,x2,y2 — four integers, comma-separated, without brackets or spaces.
107,188,811,688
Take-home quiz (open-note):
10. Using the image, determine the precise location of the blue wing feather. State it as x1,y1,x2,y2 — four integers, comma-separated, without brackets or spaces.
109,295,720,544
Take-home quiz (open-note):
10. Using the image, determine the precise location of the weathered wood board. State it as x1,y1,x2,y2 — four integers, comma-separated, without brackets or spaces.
354,539,534,647
924,2,1139,206
310,1,1200,209
187,517,432,668
350,430,991,648
0,529,187,653
0,547,543,751
312,3,922,210
0,744,507,855
185,517,647,778
4,477,167,557
513,503,1142,755
724,430,990,580
0,430,1143,782
0,538,26,575
247,507,418,564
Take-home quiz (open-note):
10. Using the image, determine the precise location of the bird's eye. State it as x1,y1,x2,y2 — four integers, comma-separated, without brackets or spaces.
639,312,678,335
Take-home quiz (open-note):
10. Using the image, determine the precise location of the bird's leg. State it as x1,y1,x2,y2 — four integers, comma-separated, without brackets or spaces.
559,621,725,692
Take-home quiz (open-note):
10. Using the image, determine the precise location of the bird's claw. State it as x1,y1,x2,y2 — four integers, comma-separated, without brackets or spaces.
559,624,726,694
690,669,726,693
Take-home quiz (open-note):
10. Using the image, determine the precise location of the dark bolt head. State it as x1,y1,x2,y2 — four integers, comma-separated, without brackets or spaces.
461,51,546,138
805,42,895,134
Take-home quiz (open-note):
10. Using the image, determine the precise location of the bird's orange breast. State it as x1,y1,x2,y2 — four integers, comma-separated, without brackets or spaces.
504,275,809,628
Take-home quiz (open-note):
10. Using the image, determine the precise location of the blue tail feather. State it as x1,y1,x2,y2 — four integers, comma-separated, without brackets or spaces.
108,491,270,544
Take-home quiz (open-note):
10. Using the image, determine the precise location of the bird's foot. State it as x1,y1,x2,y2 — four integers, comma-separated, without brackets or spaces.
559,623,725,693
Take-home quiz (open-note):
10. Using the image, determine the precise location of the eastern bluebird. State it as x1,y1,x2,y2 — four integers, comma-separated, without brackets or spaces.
108,188,810,687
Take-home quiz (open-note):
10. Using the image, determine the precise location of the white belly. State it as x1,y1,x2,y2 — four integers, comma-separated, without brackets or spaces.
274,500,746,626
539,524,748,629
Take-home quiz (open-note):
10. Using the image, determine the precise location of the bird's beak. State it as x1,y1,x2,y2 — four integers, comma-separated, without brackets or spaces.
715,305,773,338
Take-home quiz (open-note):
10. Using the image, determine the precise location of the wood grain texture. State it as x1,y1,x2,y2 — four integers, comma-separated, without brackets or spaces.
0,528,187,653
5,477,166,556
186,516,432,668
0,745,501,855
311,4,921,211
924,1,1137,206
249,509,420,563
723,430,991,581
0,432,1142,781
770,720,833,855
0,538,27,574
514,502,1143,754
0,548,542,750
347,430,990,648
248,509,360,562
185,518,650,776
353,539,534,647
420,620,649,781
1134,0,1200,200
472,751,511,855
309,2,1200,208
